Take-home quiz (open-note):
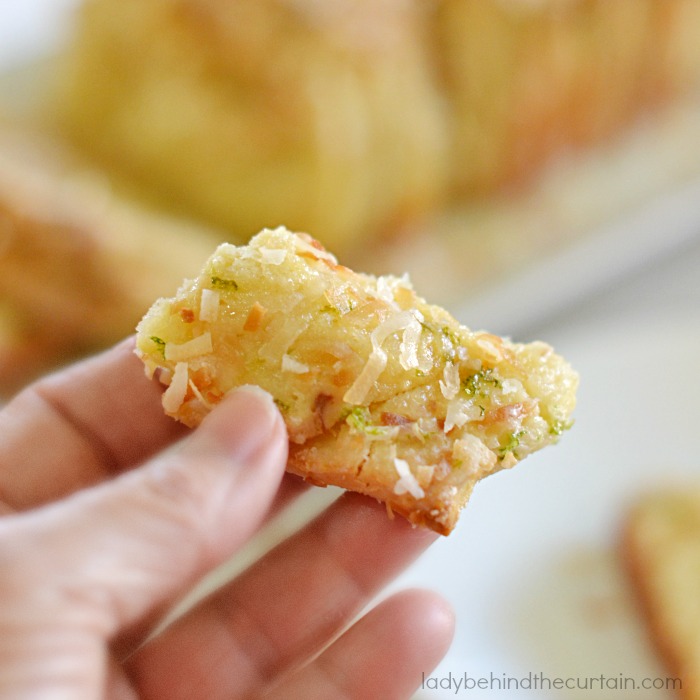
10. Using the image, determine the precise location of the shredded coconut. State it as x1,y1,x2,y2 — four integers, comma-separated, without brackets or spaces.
258,308,309,362
476,335,503,362
444,397,482,433
374,276,397,305
239,244,287,265
393,458,425,499
324,285,354,315
439,361,460,400
294,235,337,264
372,274,413,308
399,311,424,370
343,351,384,405
188,379,213,409
156,366,173,386
282,354,310,374
343,310,418,404
259,247,287,265
162,362,189,413
199,289,220,322
165,332,213,361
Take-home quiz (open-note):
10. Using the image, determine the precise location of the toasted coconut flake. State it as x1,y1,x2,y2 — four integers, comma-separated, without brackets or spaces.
393,458,425,499
475,334,504,363
399,311,423,370
282,354,310,374
199,289,220,323
372,310,419,354
259,247,287,265
372,274,414,308
439,361,460,400
344,310,417,405
294,235,337,264
162,362,189,413
180,308,195,323
164,332,213,362
374,276,399,307
243,302,267,331
444,397,481,433
237,245,287,266
258,312,309,362
188,378,213,409
324,285,354,315
156,366,173,386
343,350,386,405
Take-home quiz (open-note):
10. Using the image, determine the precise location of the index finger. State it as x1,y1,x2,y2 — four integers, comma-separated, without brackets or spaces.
0,337,187,511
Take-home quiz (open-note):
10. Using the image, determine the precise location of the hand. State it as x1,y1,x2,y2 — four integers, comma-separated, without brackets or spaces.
0,339,453,699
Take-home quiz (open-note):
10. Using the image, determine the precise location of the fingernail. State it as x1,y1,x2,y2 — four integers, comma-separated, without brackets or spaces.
196,385,284,462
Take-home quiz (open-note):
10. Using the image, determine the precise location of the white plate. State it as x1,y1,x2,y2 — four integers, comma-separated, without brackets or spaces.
396,318,700,699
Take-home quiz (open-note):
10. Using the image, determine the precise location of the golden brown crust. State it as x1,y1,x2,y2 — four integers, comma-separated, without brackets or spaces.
287,446,471,535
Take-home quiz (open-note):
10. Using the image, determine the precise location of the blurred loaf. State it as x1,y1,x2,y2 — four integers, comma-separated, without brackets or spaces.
0,128,217,394
53,0,700,253
53,0,449,254
436,0,700,195
622,489,700,699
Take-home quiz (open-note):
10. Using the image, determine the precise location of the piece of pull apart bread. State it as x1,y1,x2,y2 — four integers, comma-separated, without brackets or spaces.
622,489,700,698
135,228,577,534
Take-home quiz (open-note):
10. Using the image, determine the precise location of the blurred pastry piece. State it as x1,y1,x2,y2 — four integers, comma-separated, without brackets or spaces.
0,128,217,395
622,488,700,699
434,0,700,195
53,0,449,254
52,0,700,257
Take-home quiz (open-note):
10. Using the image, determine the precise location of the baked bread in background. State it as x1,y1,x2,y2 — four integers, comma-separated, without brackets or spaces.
53,0,700,254
622,489,700,700
0,127,217,394
53,0,450,255
435,0,700,195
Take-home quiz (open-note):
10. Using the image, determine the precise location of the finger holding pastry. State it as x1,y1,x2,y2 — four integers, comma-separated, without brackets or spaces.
0,341,453,699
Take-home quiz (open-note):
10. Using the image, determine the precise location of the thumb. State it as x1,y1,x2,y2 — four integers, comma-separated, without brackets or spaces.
2,385,288,636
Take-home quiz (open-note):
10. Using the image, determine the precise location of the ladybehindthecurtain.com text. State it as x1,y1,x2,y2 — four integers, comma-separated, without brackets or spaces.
420,670,681,694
